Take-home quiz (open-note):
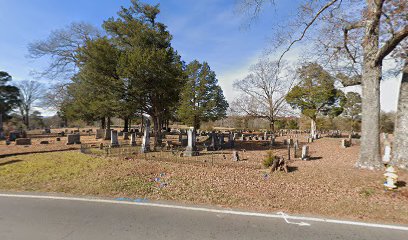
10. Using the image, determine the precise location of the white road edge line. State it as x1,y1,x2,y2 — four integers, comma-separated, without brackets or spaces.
1,193,407,231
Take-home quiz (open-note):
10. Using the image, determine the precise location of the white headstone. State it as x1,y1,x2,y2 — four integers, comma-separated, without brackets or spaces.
184,127,197,156
301,145,309,160
383,145,392,163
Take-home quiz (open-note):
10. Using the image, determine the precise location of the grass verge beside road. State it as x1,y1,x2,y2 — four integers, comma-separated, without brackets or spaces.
0,142,407,225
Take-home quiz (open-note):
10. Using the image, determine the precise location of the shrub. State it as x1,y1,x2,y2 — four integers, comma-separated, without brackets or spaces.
263,150,276,168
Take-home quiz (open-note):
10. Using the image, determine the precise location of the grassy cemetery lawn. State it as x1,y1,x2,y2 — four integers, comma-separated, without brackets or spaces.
0,137,407,225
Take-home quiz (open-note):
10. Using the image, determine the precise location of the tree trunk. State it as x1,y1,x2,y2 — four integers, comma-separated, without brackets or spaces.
152,115,162,148
0,113,3,138
25,111,30,129
193,115,200,130
123,117,129,132
391,60,408,169
269,121,275,132
101,117,106,129
356,2,382,169
357,63,382,169
107,117,111,130
310,118,317,139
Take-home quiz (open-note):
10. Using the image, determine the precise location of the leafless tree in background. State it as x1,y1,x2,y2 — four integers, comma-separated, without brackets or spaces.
28,22,100,80
15,80,43,129
238,0,408,169
232,59,296,131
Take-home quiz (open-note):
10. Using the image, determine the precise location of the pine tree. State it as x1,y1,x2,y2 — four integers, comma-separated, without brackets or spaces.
178,60,229,129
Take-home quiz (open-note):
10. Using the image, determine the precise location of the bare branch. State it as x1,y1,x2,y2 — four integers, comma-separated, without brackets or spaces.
376,25,408,64
343,21,365,63
277,0,340,66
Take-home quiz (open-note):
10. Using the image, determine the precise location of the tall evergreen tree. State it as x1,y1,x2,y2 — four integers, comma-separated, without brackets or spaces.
178,60,229,129
105,0,184,146
73,37,122,129
0,71,20,136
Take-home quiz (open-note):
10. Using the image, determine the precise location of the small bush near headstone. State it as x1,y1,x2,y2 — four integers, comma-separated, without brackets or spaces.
263,151,276,168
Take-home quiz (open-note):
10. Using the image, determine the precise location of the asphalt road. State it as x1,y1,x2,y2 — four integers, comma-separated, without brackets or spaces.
0,194,407,240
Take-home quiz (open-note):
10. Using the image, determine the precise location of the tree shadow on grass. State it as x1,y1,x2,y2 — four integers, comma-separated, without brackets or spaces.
287,166,298,173
0,160,23,167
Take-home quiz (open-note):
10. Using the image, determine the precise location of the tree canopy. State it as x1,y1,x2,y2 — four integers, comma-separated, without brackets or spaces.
286,63,345,137
0,71,20,122
178,60,229,129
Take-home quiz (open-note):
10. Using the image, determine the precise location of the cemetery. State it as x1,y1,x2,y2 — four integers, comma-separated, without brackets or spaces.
0,0,407,234
1,122,408,224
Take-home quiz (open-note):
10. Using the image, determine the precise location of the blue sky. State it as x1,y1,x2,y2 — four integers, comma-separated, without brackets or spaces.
0,0,400,114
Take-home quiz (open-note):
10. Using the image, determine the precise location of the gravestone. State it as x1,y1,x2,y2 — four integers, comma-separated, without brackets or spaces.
294,140,299,158
232,150,240,161
130,133,137,146
228,133,235,148
270,135,275,146
123,132,129,140
207,132,218,151
184,128,198,157
111,130,119,147
141,114,151,153
104,129,111,140
95,129,104,139
383,145,392,163
15,138,31,145
218,134,225,148
9,131,21,141
287,144,291,160
301,145,309,160
181,138,188,147
288,138,294,146
66,134,81,145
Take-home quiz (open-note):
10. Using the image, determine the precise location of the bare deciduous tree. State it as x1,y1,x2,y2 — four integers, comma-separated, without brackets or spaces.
239,0,408,169
232,59,296,131
28,22,100,80
15,81,43,129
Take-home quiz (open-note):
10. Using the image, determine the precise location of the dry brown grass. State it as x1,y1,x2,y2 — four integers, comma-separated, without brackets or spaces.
0,136,407,225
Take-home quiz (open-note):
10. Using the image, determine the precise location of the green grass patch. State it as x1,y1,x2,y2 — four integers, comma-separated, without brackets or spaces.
359,188,375,197
0,151,106,191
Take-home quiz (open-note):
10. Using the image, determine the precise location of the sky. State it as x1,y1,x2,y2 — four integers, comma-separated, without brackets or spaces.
0,0,401,115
